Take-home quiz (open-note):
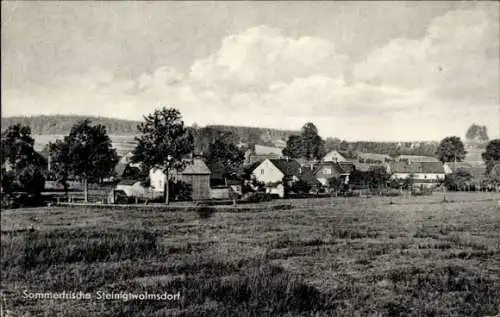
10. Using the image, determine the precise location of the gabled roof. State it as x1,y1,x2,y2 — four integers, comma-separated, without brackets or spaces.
390,162,445,174
182,158,211,175
268,159,321,186
114,163,129,177
313,161,351,176
338,162,355,173
322,150,347,162
490,162,500,177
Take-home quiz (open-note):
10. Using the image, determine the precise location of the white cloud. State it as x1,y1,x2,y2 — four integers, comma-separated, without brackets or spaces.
353,8,499,107
3,10,498,141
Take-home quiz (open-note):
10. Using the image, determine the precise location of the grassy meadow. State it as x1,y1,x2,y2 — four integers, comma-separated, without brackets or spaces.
1,192,500,316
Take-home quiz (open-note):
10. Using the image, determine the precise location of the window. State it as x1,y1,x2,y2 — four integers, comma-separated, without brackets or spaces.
324,168,332,175
260,169,264,175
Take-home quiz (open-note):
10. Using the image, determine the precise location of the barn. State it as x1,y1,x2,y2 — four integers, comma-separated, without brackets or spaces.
149,158,211,201
180,159,211,200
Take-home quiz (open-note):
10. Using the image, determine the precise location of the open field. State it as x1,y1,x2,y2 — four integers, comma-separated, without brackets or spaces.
1,192,500,316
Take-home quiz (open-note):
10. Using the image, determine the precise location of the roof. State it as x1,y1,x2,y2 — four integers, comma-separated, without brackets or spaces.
268,159,321,186
396,155,439,162
322,150,347,162
390,162,445,174
254,144,283,156
181,158,211,175
117,179,137,186
356,152,393,163
114,163,129,177
313,161,352,175
490,162,500,177
354,163,388,173
339,162,355,173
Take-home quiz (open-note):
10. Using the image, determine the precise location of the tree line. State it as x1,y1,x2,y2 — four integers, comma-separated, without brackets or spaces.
2,108,499,208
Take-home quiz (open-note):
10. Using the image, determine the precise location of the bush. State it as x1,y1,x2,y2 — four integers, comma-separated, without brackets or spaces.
241,192,274,203
0,192,45,209
197,206,216,219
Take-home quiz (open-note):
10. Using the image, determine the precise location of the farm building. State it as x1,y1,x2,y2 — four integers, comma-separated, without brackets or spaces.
388,161,445,188
313,161,352,187
149,158,211,200
252,158,321,197
395,155,440,163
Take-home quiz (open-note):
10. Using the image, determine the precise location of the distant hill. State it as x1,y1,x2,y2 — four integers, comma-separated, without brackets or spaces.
1,116,299,140
1,115,141,135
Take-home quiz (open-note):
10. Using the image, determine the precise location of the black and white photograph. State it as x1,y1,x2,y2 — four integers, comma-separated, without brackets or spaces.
1,1,499,316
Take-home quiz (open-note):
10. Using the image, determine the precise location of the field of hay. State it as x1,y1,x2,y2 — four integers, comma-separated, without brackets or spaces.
1,192,500,316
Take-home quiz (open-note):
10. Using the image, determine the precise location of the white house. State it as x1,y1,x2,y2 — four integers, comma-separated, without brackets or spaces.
322,150,348,162
388,161,446,188
251,158,321,198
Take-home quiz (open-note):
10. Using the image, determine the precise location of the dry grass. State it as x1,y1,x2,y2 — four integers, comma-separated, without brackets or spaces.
1,192,499,316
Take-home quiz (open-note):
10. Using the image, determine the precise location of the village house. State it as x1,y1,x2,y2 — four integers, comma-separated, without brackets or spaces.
321,150,349,163
251,158,321,197
312,161,352,188
388,161,445,189
149,158,211,200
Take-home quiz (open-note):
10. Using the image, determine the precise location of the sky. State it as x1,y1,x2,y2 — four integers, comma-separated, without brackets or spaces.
2,1,499,141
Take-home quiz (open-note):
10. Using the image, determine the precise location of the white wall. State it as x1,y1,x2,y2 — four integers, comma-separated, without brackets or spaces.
392,173,445,180
252,159,285,184
149,169,166,192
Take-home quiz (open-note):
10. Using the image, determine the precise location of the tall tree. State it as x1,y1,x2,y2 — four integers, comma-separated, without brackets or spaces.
205,140,244,181
465,124,489,143
282,135,305,158
132,107,194,204
436,136,467,163
62,120,118,202
301,123,326,160
1,124,46,204
44,140,71,196
482,139,500,174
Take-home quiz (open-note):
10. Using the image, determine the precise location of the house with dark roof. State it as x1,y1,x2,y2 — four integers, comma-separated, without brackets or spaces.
313,161,352,187
251,158,321,197
388,161,445,188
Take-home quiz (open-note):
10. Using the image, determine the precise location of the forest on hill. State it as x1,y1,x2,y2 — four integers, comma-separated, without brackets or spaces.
3,115,473,158
1,115,141,135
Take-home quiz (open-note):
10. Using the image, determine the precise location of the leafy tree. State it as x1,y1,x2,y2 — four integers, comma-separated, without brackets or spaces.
205,140,244,181
436,136,467,163
444,169,472,191
482,139,500,174
283,135,306,158
465,124,489,143
301,123,326,160
132,107,194,204
61,120,118,202
44,140,71,196
1,124,46,206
